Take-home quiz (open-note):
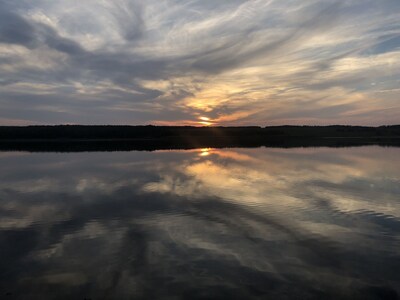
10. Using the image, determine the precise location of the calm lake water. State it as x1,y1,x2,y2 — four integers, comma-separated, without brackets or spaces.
0,147,399,300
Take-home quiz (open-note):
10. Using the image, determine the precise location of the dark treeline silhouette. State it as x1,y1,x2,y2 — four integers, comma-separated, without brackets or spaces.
1,125,400,139
0,125,399,151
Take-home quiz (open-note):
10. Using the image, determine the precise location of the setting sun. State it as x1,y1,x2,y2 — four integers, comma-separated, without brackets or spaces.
198,116,213,126
199,117,210,121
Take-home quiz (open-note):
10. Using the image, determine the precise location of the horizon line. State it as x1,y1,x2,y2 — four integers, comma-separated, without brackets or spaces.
0,124,399,128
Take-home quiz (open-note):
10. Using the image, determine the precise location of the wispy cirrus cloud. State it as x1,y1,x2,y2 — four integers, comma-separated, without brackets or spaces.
0,0,399,125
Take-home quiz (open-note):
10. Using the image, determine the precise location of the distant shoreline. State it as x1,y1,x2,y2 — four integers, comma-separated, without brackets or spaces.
0,125,399,151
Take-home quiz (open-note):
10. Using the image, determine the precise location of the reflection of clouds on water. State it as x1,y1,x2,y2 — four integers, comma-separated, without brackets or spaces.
0,147,399,299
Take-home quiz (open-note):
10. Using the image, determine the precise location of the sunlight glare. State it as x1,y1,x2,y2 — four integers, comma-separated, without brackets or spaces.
199,148,211,156
198,116,213,126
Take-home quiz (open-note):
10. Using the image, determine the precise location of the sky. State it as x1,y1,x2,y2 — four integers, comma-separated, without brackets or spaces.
0,0,399,126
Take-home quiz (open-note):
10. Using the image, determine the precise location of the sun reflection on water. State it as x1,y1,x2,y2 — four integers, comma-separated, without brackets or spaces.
199,148,212,156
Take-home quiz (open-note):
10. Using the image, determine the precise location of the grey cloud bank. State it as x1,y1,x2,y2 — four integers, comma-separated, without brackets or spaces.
0,0,399,125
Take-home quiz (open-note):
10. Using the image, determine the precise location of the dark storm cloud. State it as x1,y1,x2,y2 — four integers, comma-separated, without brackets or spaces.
0,10,36,47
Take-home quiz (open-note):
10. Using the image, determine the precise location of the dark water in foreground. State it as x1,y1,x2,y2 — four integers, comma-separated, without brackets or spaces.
0,147,399,300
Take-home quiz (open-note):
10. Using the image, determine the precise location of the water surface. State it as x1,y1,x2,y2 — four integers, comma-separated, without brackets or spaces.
0,147,399,299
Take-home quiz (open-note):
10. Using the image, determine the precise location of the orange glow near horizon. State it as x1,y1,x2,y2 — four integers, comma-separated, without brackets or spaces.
198,116,213,126
199,121,213,126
